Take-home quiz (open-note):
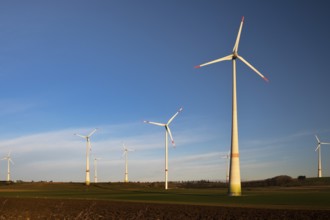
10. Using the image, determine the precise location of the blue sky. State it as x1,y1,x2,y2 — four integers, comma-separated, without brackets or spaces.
0,1,330,182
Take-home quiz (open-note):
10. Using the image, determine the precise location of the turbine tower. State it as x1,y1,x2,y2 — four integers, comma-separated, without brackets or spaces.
122,143,134,183
195,17,268,196
315,135,330,178
74,128,97,186
2,152,14,182
144,107,183,190
94,157,101,183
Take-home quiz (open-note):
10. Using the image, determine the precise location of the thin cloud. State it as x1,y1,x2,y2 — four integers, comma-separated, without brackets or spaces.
0,121,219,182
0,99,35,116
2,124,319,182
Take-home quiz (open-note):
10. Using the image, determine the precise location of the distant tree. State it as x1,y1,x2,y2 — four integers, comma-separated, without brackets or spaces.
268,175,293,186
298,176,306,181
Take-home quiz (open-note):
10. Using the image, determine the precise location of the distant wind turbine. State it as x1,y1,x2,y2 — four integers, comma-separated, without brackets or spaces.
221,151,230,183
122,143,134,183
94,157,101,183
315,135,330,178
2,152,14,182
74,128,97,186
144,107,183,190
195,17,269,196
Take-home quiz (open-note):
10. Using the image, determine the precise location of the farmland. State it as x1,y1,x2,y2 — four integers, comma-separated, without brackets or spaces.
0,178,330,219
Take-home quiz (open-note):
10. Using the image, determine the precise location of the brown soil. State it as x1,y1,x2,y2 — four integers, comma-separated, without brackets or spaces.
0,198,329,220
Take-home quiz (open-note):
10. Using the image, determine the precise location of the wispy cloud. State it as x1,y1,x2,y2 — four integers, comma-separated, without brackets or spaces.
0,121,220,182
237,130,329,180
1,123,323,182
0,99,35,116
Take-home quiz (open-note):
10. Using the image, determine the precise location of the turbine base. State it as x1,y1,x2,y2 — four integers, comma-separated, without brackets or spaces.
228,192,242,196
228,183,242,196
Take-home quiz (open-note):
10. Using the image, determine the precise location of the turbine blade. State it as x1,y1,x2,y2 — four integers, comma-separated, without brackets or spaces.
166,126,175,147
195,54,233,68
233,16,245,53
9,159,14,165
315,135,320,143
144,121,166,127
74,133,87,139
88,128,97,137
237,55,269,82
167,107,183,125
321,142,330,145
315,144,320,151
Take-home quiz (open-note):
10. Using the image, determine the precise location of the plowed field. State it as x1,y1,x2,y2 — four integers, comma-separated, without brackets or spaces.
0,197,329,220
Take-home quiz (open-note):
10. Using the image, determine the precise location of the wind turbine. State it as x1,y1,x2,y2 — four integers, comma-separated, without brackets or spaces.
122,143,134,183
195,17,268,196
221,151,230,183
74,128,97,186
315,135,330,178
2,152,14,182
94,157,101,183
144,107,183,190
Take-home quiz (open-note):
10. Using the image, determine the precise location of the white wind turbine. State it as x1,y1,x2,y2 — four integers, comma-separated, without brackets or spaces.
94,157,101,183
74,128,97,186
315,135,330,178
195,17,268,196
144,107,183,190
221,151,230,183
2,152,14,182
122,143,134,183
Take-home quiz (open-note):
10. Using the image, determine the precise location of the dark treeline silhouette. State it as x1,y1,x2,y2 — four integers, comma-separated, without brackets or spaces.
4,176,330,188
